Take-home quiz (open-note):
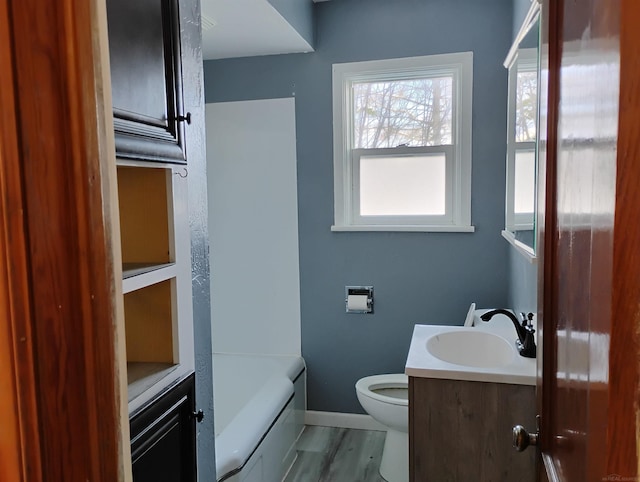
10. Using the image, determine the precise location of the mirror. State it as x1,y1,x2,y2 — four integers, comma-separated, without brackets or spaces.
503,6,540,259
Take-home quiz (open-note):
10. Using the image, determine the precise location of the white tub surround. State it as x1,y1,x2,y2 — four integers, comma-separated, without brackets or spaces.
405,310,536,385
206,99,301,357
213,354,305,482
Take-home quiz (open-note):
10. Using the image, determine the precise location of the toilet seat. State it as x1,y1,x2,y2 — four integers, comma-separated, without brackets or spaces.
355,374,408,407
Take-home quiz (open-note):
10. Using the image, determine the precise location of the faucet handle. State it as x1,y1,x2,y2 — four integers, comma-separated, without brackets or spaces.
519,312,529,327
520,312,535,327
526,312,534,327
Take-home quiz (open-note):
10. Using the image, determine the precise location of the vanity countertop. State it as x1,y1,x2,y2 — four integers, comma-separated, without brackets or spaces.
405,310,537,385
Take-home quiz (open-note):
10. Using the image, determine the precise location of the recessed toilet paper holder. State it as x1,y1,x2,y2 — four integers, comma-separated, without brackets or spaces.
345,286,374,314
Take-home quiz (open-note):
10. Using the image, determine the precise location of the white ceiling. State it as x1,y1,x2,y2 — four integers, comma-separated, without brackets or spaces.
201,0,316,60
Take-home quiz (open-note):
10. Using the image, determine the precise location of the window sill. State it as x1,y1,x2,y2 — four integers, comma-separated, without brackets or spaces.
331,224,475,233
501,230,537,264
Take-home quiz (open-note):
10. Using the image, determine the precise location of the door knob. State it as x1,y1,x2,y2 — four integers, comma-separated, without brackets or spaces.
512,424,538,452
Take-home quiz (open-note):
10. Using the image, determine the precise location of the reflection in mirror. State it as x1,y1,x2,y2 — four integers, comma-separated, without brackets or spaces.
503,6,540,259
511,47,537,245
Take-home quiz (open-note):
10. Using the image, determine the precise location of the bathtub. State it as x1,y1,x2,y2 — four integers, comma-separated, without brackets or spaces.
213,353,306,482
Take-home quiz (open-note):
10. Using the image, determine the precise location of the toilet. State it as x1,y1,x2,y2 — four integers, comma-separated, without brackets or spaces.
355,374,409,482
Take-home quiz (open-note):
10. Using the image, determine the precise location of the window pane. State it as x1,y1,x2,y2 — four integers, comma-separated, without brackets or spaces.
353,77,453,149
360,154,446,216
515,70,537,142
514,148,535,214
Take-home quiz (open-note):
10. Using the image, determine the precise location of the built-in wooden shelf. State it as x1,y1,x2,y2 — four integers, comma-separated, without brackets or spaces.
122,263,177,294
124,279,175,364
123,262,174,279
115,163,193,415
117,165,173,265
127,362,178,402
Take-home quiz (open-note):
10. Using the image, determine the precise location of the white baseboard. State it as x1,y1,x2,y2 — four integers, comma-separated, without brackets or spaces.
304,410,386,432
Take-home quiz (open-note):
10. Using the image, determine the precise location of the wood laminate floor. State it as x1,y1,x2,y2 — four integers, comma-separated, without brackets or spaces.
284,426,387,482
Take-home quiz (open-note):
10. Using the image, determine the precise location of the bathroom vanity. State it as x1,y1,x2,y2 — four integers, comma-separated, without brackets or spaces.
405,312,537,481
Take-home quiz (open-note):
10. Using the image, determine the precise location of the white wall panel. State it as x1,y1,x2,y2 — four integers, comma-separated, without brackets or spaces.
206,98,301,356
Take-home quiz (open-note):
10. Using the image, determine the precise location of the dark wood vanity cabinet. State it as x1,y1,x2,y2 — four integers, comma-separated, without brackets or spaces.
130,374,197,482
106,0,187,164
409,376,536,482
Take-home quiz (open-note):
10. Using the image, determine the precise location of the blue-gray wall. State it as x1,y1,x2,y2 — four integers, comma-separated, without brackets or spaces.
204,0,513,413
268,0,315,47
507,247,538,313
181,0,216,478
513,0,532,39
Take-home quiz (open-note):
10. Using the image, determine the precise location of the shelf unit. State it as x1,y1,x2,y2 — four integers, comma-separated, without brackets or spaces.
116,162,194,414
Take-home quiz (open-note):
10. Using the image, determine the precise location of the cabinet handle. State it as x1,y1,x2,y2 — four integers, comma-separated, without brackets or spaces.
191,409,204,423
176,112,191,125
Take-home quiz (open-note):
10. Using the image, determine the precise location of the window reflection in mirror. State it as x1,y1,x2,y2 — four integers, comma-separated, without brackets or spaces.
504,8,540,258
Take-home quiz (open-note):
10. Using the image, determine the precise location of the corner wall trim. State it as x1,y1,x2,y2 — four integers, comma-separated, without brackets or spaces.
304,410,386,432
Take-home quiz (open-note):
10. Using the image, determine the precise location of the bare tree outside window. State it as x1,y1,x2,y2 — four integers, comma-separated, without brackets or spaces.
512,67,537,222
515,70,537,142
352,76,454,149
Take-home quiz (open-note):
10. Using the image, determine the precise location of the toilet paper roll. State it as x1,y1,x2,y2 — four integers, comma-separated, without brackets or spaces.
347,294,369,312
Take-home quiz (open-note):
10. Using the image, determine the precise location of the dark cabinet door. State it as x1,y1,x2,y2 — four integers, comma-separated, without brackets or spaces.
106,0,187,164
130,374,197,482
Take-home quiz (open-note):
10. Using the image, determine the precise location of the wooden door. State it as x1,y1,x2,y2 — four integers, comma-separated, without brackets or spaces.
0,0,131,480
538,0,639,480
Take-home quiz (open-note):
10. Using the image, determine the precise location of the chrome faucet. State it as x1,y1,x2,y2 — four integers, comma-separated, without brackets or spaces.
480,309,536,358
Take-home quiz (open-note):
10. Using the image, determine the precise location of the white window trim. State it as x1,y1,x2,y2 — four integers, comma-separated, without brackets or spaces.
331,52,474,233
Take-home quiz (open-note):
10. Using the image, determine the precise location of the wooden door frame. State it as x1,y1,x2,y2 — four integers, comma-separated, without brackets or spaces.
0,1,43,480
0,0,130,480
537,0,561,478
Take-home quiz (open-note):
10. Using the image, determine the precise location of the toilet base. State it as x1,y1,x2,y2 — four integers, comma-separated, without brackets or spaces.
379,428,408,482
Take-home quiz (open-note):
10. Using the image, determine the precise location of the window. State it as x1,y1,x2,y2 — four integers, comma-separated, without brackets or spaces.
331,52,474,232
505,48,537,232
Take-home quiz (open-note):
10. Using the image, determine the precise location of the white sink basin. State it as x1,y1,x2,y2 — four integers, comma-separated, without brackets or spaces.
406,311,536,385
426,330,515,368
